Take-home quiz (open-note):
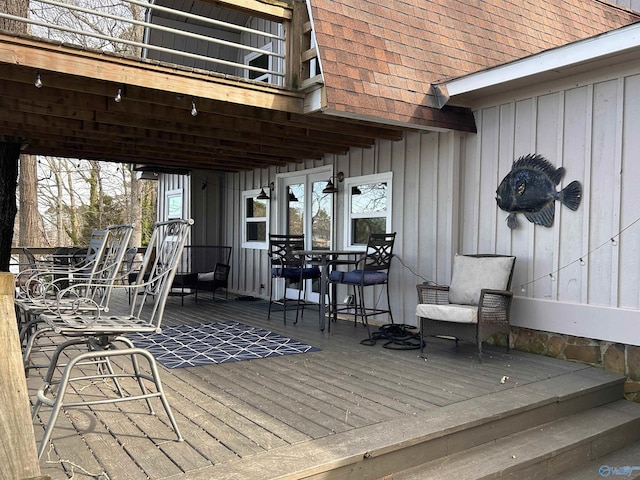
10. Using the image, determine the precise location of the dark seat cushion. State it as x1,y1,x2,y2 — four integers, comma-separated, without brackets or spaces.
271,266,321,280
329,269,387,285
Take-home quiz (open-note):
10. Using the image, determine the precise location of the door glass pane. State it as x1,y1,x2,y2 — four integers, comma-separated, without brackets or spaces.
287,184,304,235
311,181,332,249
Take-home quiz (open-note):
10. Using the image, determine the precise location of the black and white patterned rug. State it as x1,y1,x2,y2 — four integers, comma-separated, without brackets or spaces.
128,321,320,368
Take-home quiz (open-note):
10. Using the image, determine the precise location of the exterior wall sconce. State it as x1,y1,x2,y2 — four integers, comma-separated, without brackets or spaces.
191,99,198,116
114,87,123,103
257,182,274,200
322,172,344,194
34,71,43,88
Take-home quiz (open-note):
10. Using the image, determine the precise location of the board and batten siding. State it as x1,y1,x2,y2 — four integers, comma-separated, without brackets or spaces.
222,132,460,328
459,69,640,346
158,63,640,347
158,174,190,224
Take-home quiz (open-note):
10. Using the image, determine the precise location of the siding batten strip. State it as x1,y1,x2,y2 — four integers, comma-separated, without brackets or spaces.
611,78,624,307
582,84,594,304
528,99,537,297
552,91,565,302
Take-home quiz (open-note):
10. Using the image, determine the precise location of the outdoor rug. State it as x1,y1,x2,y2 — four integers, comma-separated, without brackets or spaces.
128,321,320,368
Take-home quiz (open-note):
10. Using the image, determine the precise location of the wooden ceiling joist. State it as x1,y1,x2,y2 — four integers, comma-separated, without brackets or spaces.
0,33,412,171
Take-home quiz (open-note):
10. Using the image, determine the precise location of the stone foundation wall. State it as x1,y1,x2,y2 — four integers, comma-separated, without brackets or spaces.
507,327,640,402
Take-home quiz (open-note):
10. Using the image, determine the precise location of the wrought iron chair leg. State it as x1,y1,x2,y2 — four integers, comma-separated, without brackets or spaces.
114,336,154,413
34,346,184,459
139,348,183,442
385,283,394,324
282,278,288,325
267,281,274,319
22,324,55,374
294,285,300,324
34,371,72,459
353,285,360,327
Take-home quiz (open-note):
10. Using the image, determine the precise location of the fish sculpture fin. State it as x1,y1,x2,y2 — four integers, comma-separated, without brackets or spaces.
506,213,518,229
524,201,555,227
558,180,582,211
513,154,565,185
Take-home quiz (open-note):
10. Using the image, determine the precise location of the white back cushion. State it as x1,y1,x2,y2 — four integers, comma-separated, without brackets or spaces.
448,255,515,306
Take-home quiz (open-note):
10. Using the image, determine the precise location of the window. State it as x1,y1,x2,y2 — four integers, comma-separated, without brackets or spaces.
343,172,392,247
165,189,183,219
244,43,272,83
242,189,269,249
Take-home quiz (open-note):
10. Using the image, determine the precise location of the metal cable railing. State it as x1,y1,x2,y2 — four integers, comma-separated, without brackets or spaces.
0,0,286,83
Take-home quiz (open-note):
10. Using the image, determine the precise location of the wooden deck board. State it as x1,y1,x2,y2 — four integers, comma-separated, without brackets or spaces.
168,366,312,447
254,355,404,420
22,292,622,479
231,358,375,428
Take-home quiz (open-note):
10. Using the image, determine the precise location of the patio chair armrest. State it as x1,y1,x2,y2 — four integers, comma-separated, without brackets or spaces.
326,257,359,270
477,289,513,325
416,283,450,305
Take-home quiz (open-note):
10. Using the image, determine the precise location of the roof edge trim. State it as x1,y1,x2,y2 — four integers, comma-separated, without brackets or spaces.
322,109,453,134
440,22,640,102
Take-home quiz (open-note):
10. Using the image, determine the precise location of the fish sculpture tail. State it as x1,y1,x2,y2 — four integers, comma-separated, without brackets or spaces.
558,180,582,211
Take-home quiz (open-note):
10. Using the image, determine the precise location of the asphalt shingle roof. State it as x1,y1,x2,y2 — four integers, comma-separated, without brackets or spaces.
309,0,640,129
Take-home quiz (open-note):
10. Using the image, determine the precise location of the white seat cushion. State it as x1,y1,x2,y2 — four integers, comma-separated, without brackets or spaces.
416,303,478,324
198,271,215,281
448,255,515,305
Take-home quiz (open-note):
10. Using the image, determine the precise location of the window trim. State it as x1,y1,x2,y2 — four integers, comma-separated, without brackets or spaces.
342,172,393,249
241,189,270,250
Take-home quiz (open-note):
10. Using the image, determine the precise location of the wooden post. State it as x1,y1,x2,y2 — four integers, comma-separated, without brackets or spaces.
0,273,42,479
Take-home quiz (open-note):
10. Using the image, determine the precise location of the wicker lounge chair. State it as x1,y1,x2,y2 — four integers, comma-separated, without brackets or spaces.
416,254,516,362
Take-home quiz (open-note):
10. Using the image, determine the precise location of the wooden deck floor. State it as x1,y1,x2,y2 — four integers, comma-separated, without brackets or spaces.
27,291,617,479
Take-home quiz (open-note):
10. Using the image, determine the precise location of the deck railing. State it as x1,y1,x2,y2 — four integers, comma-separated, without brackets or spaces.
0,0,287,86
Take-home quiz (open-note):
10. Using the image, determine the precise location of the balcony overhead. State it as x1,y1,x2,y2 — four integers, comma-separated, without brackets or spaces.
0,34,410,172
3,0,633,172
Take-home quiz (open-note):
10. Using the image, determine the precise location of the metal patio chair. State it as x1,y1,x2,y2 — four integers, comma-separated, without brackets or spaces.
195,262,231,302
19,224,134,372
267,234,321,324
31,218,192,459
416,254,516,362
327,232,396,344
16,225,130,330
16,228,110,308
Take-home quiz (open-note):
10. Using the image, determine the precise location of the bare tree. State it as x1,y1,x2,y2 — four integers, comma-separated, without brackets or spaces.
29,0,146,56
0,0,28,33
128,166,143,246
18,156,41,248
26,0,148,245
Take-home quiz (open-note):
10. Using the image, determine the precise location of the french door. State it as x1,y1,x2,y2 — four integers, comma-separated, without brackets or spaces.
279,169,334,303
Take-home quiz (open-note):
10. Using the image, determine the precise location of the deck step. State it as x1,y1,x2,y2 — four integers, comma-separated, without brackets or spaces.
389,399,640,480
562,437,640,480
175,367,628,480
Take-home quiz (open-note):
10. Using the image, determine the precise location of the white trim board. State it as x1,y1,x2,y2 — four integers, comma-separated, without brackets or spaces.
444,23,640,98
512,296,640,346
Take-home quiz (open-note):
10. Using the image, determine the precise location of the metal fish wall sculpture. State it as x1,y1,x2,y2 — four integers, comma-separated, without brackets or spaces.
496,154,582,229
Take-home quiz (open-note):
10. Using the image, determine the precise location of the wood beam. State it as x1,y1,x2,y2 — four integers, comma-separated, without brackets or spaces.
0,34,303,113
202,0,292,21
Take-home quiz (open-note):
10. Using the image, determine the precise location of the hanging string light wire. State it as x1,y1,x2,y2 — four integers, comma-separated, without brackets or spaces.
519,216,640,292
